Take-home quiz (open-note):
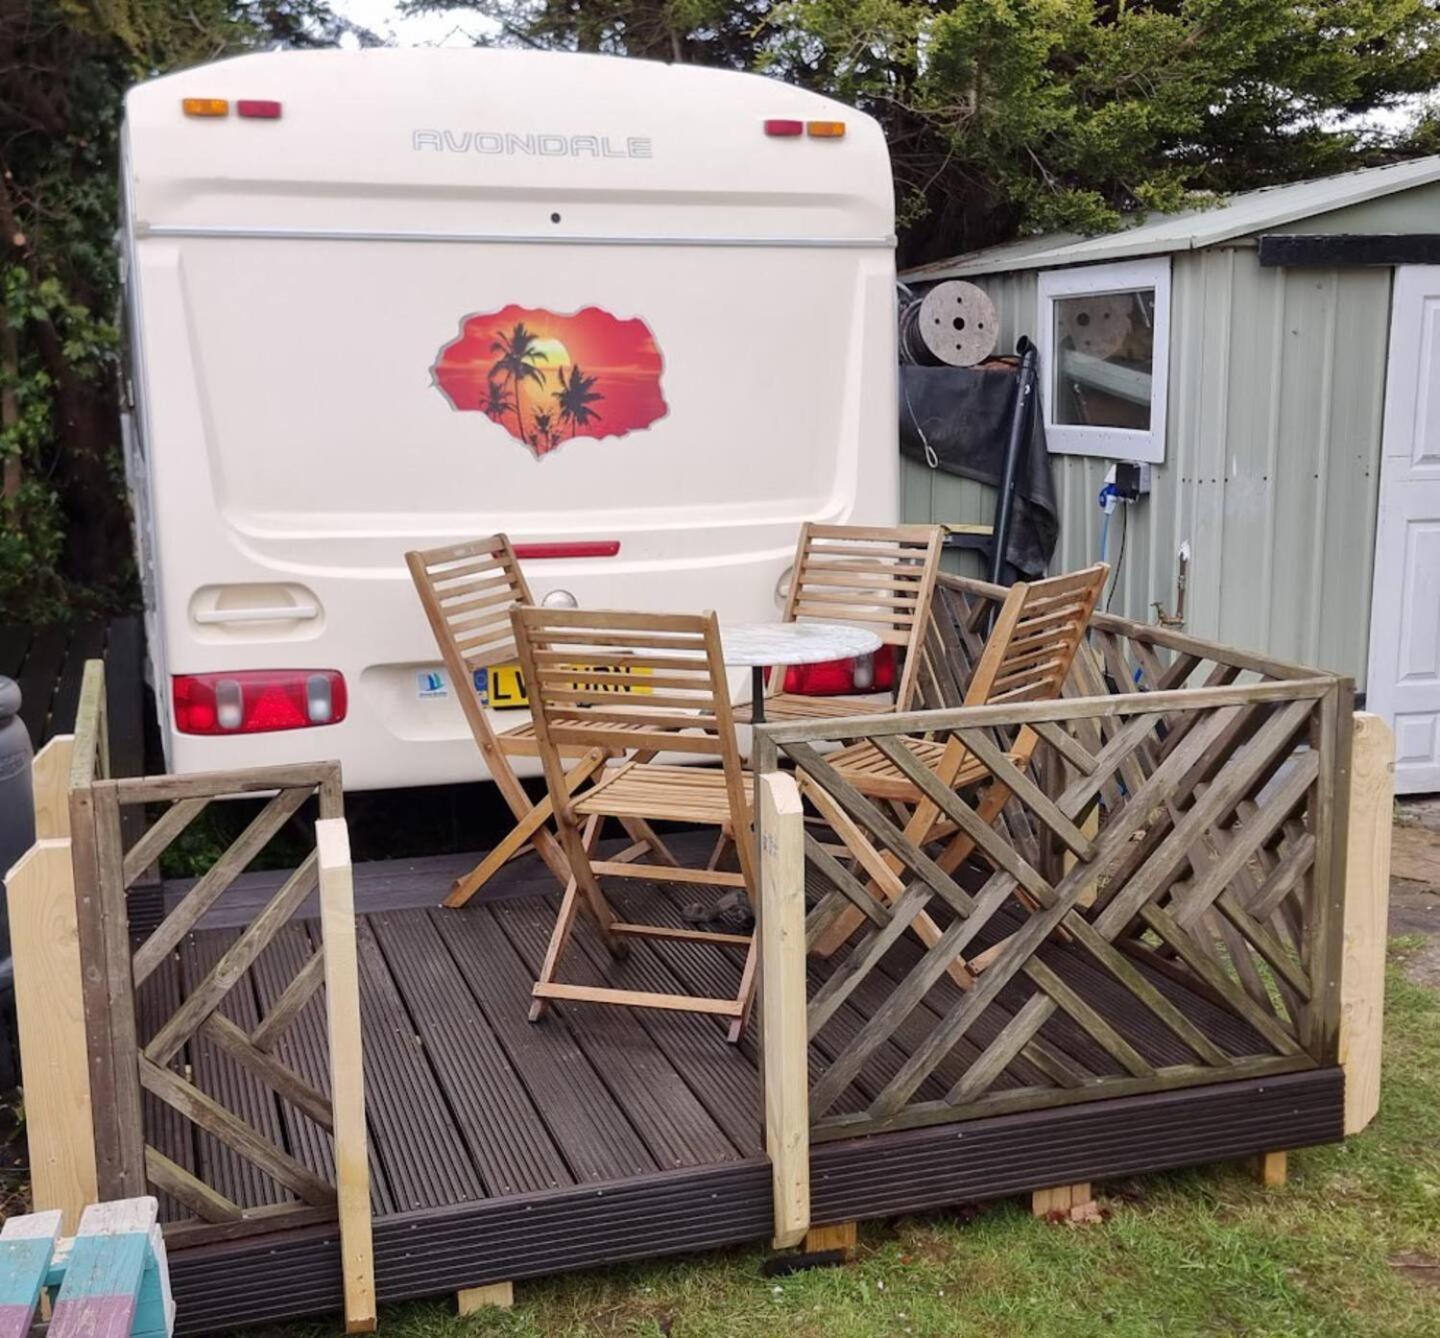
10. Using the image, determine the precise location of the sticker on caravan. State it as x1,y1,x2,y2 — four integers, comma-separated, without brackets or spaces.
431,305,667,459
416,669,448,699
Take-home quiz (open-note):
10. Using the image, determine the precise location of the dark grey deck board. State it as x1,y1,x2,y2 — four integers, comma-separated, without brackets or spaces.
555,900,764,1157
620,877,921,1115
353,917,485,1212
249,923,397,1217
134,952,197,1224
367,908,574,1196
181,930,292,1210
430,905,657,1184
14,625,66,747
48,621,106,735
490,896,744,1170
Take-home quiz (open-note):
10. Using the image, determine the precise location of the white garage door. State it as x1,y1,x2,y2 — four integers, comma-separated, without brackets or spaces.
1367,265,1440,794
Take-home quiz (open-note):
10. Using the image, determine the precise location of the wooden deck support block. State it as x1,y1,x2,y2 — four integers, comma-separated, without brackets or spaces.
1250,1151,1287,1188
1031,1183,1095,1219
801,1221,857,1258
457,1281,514,1313
1340,713,1393,1136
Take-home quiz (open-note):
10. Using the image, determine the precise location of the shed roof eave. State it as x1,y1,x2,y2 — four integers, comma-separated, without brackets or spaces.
902,154,1440,280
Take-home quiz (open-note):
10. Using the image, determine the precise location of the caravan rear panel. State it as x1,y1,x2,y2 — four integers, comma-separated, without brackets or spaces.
121,49,897,788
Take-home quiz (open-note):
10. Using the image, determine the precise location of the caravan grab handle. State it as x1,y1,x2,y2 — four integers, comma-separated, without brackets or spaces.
193,604,320,625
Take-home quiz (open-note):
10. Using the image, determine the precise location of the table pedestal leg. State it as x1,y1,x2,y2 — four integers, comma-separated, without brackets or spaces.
751,666,766,725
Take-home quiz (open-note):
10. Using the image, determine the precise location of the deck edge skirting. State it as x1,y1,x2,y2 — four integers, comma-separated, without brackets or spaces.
164,1071,1343,1333
810,1068,1344,1223
166,1159,774,1333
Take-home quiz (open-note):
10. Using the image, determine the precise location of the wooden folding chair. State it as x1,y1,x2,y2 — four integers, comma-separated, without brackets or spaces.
808,563,1110,964
511,606,759,1042
732,523,945,723
407,536,639,908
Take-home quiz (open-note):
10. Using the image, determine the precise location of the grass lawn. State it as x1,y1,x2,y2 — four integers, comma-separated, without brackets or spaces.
269,939,1440,1338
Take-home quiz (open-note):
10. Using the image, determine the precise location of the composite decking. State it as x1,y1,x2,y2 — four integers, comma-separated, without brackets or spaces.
149,836,1343,1333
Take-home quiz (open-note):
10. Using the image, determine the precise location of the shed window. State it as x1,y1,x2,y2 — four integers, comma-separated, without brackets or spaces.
1038,258,1170,463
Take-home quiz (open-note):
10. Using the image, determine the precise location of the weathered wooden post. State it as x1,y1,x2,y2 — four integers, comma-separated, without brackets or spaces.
317,819,377,1334
757,768,809,1249
1339,712,1393,1136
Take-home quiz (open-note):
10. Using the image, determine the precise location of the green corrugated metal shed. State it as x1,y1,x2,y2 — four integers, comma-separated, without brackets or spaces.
901,156,1440,689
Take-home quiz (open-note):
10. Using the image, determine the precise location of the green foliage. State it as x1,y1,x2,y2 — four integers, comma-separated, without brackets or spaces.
0,0,353,623
411,0,1440,264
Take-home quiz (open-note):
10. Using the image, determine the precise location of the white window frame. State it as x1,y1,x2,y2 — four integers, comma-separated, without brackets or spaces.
1037,256,1171,464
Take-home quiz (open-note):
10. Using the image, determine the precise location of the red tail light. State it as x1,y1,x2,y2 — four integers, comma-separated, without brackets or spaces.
237,100,282,120
173,670,346,735
764,119,804,137
781,646,896,696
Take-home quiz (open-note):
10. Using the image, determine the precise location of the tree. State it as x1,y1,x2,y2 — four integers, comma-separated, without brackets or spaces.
553,366,604,439
0,0,362,621
408,1,1440,266
489,322,549,442
530,408,555,453
482,377,514,421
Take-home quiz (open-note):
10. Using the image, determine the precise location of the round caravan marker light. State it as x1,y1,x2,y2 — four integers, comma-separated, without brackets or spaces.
541,589,579,609
764,119,804,137
182,98,229,118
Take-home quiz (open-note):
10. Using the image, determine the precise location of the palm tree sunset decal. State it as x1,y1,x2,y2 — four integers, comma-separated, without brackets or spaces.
433,305,667,459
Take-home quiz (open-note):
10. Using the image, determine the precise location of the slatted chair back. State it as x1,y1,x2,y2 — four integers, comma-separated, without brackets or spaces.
966,563,1110,708
809,563,1110,962
777,523,945,709
407,535,532,736
511,607,756,882
407,534,603,900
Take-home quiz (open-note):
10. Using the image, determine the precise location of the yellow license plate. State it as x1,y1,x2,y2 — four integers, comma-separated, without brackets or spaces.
478,663,651,710
479,663,530,710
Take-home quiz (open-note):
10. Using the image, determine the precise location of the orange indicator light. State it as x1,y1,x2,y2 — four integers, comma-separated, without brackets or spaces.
182,98,230,118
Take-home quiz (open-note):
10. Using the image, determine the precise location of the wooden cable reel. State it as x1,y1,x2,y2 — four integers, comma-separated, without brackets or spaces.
903,280,1000,367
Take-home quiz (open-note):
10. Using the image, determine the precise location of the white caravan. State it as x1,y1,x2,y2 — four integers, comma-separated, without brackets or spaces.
120,49,898,790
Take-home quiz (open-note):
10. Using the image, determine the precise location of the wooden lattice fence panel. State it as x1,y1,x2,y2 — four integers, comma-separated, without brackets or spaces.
72,759,354,1244
757,673,1351,1142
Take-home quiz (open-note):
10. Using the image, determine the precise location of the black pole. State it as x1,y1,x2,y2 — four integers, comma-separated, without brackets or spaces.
989,337,1038,586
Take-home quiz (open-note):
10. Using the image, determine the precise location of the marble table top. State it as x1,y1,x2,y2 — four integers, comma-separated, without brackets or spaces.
719,620,884,667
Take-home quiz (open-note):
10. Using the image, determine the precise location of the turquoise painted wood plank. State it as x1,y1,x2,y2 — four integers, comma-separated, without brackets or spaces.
0,1210,62,1338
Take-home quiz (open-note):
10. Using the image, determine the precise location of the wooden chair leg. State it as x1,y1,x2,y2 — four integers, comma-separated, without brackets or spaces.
445,749,607,908
531,815,608,1023
618,817,681,868
727,934,760,1044
705,830,732,872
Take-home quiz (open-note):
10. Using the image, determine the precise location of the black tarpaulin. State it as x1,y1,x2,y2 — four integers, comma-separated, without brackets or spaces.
898,359,1060,578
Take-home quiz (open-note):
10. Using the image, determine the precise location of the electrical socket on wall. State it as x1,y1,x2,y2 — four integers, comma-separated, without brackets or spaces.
1105,461,1151,500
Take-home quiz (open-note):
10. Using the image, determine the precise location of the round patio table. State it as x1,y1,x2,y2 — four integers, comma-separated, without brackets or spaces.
720,621,884,725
